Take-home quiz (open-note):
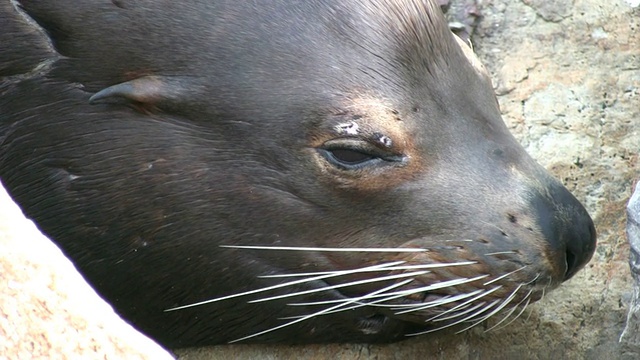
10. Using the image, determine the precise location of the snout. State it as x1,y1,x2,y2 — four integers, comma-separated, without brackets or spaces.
529,181,596,281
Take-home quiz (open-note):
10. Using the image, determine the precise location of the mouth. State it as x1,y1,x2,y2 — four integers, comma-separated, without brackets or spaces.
369,268,548,336
165,244,551,342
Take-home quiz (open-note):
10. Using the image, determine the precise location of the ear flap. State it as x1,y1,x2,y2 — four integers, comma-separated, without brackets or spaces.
89,76,201,109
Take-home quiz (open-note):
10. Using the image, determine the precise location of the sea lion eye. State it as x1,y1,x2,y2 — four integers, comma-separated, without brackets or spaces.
328,149,375,164
317,138,405,170
322,148,378,169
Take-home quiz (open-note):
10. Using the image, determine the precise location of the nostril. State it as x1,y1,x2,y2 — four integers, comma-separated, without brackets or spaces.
564,249,579,281
562,214,597,281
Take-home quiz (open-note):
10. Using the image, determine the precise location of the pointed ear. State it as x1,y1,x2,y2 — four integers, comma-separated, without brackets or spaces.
89,76,197,107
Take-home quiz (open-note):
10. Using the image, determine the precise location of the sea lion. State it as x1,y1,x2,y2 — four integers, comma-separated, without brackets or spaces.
0,0,596,348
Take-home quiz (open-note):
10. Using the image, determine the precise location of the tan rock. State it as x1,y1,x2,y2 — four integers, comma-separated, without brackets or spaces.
0,183,173,360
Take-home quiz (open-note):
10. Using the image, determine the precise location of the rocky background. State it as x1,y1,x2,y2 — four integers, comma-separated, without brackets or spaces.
1,0,638,359
0,184,173,360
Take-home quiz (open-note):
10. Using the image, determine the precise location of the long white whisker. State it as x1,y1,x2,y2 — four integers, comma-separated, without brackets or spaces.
289,298,367,306
289,296,437,308
426,286,502,322
288,274,487,310
374,274,488,302
349,274,487,307
539,283,547,302
484,251,518,256
483,266,527,285
285,273,489,318
248,270,429,303
393,289,485,314
260,261,477,278
280,279,415,319
525,273,541,285
487,288,534,331
451,300,500,330
433,301,488,322
477,221,508,234
286,278,481,316
164,261,405,311
458,283,524,333
220,245,428,252
406,302,494,336
228,279,413,343
288,292,438,308
502,293,533,328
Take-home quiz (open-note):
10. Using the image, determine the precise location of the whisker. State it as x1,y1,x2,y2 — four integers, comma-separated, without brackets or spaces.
248,270,429,303
289,274,488,312
525,273,541,285
289,298,373,306
417,272,540,336
260,261,477,278
524,305,534,322
432,302,488,322
393,289,485,314
288,276,485,316
539,282,548,302
361,274,488,306
451,300,501,332
220,245,428,252
164,261,405,311
487,288,534,331
280,279,415,319
459,283,524,333
484,251,518,256
467,299,504,322
484,302,521,332
426,286,502,322
379,274,485,312
502,294,533,328
483,266,527,285
227,279,412,343
477,220,508,234
380,274,488,301
406,301,499,336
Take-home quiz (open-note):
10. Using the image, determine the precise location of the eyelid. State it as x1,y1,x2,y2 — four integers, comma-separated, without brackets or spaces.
327,148,374,164
322,138,390,157
316,138,406,171
317,148,382,170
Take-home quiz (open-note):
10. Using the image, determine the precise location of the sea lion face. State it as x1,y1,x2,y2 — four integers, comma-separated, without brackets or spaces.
0,0,595,347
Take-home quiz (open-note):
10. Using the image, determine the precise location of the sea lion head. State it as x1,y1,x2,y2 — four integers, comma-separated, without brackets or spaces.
0,0,595,346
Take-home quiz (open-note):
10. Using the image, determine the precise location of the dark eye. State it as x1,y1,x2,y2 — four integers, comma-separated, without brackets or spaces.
318,148,379,170
317,138,406,170
328,149,375,165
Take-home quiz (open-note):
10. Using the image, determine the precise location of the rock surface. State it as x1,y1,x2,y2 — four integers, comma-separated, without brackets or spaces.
1,0,638,359
622,183,640,355
0,184,174,360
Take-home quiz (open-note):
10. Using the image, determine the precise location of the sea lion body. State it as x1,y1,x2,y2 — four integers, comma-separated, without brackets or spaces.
0,0,595,348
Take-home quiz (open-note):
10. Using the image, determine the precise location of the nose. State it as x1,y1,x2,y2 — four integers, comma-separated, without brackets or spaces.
531,182,597,281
